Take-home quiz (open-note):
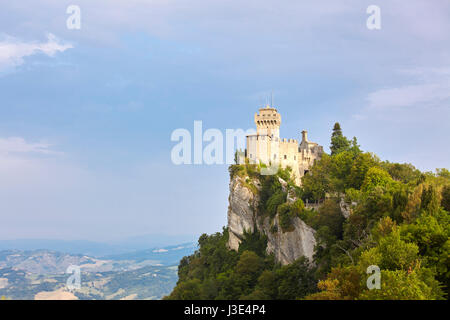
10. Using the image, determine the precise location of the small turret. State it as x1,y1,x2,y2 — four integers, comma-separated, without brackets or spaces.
301,130,308,142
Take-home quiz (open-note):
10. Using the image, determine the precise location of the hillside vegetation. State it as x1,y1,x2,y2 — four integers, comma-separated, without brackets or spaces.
0,243,196,299
166,123,449,300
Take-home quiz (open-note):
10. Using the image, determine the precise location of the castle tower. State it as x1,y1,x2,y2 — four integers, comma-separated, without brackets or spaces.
254,105,281,138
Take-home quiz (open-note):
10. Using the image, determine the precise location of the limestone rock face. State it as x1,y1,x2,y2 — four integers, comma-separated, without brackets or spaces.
259,215,316,265
227,175,259,251
227,175,316,265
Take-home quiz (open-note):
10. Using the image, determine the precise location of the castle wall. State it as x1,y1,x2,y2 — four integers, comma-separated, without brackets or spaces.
247,135,279,164
278,139,301,184
298,144,323,177
245,106,323,186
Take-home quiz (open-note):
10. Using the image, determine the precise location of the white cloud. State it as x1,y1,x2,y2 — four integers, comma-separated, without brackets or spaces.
152,249,169,253
366,68,450,109
0,33,72,71
367,83,450,109
0,137,60,155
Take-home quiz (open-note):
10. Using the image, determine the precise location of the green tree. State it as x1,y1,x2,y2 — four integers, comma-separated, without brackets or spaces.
358,228,419,271
276,257,317,299
436,168,450,179
168,279,203,300
305,266,362,300
349,137,362,156
278,203,294,232
359,269,442,300
312,199,345,238
348,152,380,189
330,122,351,155
301,153,333,200
361,167,394,193
238,230,268,257
401,213,449,291
382,162,421,184
329,151,354,191
235,251,264,294
442,185,450,212
420,184,441,215
256,270,278,299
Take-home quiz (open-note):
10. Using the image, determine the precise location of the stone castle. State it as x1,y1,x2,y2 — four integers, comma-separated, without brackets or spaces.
245,105,323,185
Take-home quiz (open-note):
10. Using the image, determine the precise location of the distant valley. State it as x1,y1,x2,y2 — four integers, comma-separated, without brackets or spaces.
0,242,196,300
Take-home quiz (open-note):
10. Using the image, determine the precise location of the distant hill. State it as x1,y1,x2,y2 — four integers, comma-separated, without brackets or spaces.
0,242,197,299
0,250,101,274
0,265,178,300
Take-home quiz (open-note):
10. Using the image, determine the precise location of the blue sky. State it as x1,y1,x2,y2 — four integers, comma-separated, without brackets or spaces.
0,0,449,241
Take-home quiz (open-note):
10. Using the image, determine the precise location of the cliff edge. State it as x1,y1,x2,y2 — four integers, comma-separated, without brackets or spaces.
227,170,316,265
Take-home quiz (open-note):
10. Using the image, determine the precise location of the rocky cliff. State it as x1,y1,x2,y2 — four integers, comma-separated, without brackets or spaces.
227,174,316,265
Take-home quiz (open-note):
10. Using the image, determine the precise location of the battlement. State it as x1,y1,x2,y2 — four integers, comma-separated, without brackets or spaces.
280,138,298,144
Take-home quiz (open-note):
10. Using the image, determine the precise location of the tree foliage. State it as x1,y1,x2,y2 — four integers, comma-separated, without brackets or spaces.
330,122,351,155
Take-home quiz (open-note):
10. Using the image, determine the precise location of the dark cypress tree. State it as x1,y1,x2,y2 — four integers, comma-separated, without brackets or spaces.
330,122,351,155
332,122,343,138
441,185,450,212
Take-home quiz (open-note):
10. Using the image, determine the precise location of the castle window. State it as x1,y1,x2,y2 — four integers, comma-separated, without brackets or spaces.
284,155,287,159
273,154,277,160
250,154,252,158
294,156,296,160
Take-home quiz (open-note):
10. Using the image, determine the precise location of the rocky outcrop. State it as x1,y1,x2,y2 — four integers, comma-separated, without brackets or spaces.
227,175,316,265
227,176,260,251
339,198,357,219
